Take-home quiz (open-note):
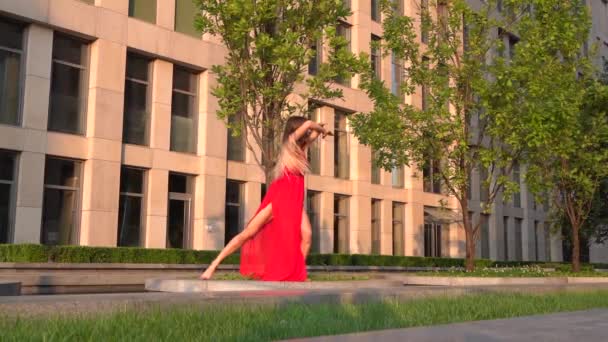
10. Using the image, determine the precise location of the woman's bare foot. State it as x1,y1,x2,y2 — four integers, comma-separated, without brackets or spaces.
199,263,217,280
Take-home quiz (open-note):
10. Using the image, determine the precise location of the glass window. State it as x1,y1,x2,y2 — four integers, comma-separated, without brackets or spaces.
167,173,192,249
306,191,321,253
421,0,429,44
534,221,539,261
123,53,151,145
371,35,381,79
503,216,509,261
41,157,81,245
175,0,199,37
333,194,349,253
171,66,198,153
544,226,551,261
371,150,381,185
424,222,442,257
308,40,322,75
423,158,441,194
514,218,523,261
392,165,404,188
0,151,16,243
480,214,490,259
371,0,381,22
371,199,381,254
479,164,489,202
225,180,243,245
391,52,403,96
48,34,88,135
80,0,94,4
227,113,245,162
0,19,23,126
342,0,351,10
129,0,157,24
513,162,521,207
307,106,321,174
117,167,145,247
335,22,352,87
334,110,349,179
392,202,405,256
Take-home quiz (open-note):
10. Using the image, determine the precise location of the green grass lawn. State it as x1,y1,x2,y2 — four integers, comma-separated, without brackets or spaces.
3,291,608,341
210,272,372,281
416,266,608,277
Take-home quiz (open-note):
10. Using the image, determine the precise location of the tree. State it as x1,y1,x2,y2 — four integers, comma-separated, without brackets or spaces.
527,76,608,272
350,0,590,270
194,0,367,183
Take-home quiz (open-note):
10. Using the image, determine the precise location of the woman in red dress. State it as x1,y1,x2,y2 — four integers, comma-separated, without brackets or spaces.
199,116,332,281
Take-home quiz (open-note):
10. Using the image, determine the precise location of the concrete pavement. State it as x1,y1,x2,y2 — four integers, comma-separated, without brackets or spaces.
287,309,608,342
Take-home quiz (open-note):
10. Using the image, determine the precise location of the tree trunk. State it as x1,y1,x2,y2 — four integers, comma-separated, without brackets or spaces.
571,223,581,273
465,228,476,272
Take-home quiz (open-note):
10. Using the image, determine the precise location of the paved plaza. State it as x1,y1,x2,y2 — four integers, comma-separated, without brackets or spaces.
288,309,608,342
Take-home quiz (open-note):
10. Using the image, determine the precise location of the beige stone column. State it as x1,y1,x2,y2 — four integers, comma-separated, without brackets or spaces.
156,0,176,30
192,174,226,250
319,106,335,177
405,202,425,256
349,195,371,254
95,0,129,15
150,60,173,150
243,181,262,225
79,38,126,246
145,169,169,248
380,200,393,255
13,25,53,243
318,191,334,253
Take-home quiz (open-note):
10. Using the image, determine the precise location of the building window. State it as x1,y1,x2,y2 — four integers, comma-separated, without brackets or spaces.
423,158,441,194
41,157,82,245
175,0,199,37
421,56,430,109
534,221,539,261
424,222,441,257
371,199,381,254
171,66,198,153
371,150,381,185
129,0,156,23
544,226,551,261
123,53,151,146
335,22,352,87
503,216,509,261
227,113,246,162
371,35,381,79
0,151,17,243
391,52,403,96
479,165,489,202
343,0,351,10
333,194,349,253
393,0,404,14
80,0,94,4
480,214,490,259
307,107,321,174
0,19,23,126
334,110,349,179
117,167,145,247
225,180,243,245
308,40,322,75
421,0,429,44
48,34,88,135
514,218,523,261
392,202,405,256
371,0,381,22
392,165,404,188
512,162,521,207
167,173,192,249
306,191,321,253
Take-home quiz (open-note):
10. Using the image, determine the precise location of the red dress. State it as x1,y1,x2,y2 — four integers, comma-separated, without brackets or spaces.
239,170,307,281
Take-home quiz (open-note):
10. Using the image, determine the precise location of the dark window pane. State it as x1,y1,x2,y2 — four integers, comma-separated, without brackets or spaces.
169,173,188,193
227,115,245,162
0,183,11,243
117,195,142,246
175,0,199,37
53,34,85,65
44,158,81,187
80,0,95,4
173,67,196,93
0,19,23,50
129,0,157,23
225,204,240,244
123,80,148,145
167,199,185,248
0,151,15,181
49,63,84,134
41,188,78,245
171,91,195,118
120,167,144,194
0,49,22,125
226,180,241,204
371,0,380,21
170,114,195,153
126,53,150,81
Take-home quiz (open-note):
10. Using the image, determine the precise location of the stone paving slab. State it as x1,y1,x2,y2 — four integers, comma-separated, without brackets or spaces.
145,279,402,293
0,281,21,296
401,276,608,286
3,283,608,317
286,309,608,342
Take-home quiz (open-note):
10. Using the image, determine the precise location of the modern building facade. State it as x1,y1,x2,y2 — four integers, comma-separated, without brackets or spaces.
0,0,604,262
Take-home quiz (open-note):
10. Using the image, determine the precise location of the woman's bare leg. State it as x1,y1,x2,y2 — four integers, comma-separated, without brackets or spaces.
199,204,273,280
301,211,312,260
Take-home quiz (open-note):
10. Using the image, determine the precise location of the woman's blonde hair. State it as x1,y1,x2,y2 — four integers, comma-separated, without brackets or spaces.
272,116,310,180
